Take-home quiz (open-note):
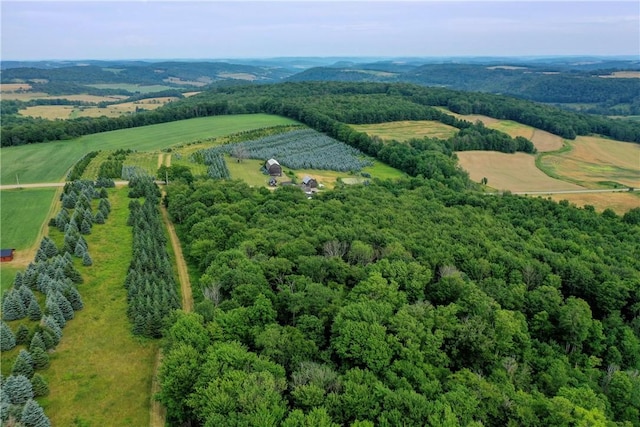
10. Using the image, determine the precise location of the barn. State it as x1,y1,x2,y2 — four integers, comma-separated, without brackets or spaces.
302,176,318,189
265,159,282,176
1,248,15,262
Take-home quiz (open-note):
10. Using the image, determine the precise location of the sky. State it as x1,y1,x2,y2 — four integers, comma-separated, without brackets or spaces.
1,1,638,61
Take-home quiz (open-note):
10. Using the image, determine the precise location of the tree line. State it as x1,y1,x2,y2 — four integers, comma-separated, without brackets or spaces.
3,82,640,147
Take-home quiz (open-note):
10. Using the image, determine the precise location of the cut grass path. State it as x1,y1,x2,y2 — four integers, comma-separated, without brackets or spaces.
43,187,158,426
150,190,194,427
1,114,298,185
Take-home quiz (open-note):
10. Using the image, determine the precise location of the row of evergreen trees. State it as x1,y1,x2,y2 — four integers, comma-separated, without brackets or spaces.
1,179,112,426
124,176,180,338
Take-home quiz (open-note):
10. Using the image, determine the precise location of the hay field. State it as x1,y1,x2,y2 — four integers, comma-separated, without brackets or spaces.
457,151,583,192
87,83,175,93
351,120,459,141
441,109,563,152
599,71,640,79
539,136,640,188
19,96,179,120
1,83,33,92
546,192,640,214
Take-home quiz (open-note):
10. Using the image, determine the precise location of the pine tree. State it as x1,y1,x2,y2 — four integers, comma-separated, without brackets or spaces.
38,327,57,350
56,293,74,321
80,219,92,235
94,210,105,224
21,399,51,427
64,286,84,311
82,208,94,225
45,298,66,329
44,237,58,259
18,286,36,308
12,350,34,379
15,324,30,345
74,240,86,258
4,375,34,405
13,271,23,289
27,299,42,321
41,316,62,342
29,332,46,353
0,321,16,351
82,252,93,267
2,290,26,321
30,374,49,398
30,347,50,370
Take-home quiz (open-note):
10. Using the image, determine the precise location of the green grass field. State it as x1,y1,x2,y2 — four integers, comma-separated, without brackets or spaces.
41,187,159,426
0,188,58,249
351,120,458,141
1,114,298,185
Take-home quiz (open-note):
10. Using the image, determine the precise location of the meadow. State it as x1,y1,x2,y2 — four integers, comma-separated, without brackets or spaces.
0,114,298,185
438,108,564,152
19,97,179,120
538,135,640,189
0,188,58,250
351,120,458,141
456,151,583,193
40,187,158,426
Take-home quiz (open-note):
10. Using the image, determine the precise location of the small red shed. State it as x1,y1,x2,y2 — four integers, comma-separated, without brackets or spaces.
1,249,15,262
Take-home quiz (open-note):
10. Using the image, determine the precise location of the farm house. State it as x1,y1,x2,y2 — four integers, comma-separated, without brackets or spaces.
265,159,282,176
1,248,15,262
302,176,318,189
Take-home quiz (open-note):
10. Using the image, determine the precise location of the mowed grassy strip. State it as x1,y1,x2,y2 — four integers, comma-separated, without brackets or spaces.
457,151,583,192
42,187,158,427
0,114,298,185
0,188,58,250
351,120,458,141
539,135,640,189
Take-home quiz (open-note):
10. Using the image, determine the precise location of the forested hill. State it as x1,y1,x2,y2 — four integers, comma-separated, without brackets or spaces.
2,81,640,147
157,176,640,426
285,62,640,115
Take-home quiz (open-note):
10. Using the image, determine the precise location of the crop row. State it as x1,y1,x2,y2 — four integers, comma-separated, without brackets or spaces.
198,129,373,172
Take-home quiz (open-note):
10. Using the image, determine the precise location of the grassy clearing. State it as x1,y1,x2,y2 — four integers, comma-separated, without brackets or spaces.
0,188,58,250
86,83,175,93
599,71,640,79
538,136,640,189
438,108,563,152
1,83,33,92
0,114,298,185
546,192,640,214
42,187,158,426
1,265,19,297
351,120,458,141
20,97,180,120
457,151,584,192
5,92,127,102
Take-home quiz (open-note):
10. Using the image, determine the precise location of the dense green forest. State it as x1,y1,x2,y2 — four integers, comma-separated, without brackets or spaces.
157,173,640,426
2,81,640,147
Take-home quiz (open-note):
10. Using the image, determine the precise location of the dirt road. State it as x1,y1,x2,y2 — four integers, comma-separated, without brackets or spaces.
150,197,194,427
